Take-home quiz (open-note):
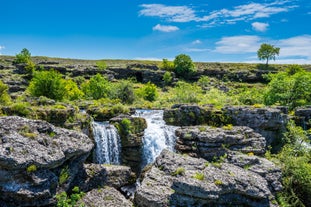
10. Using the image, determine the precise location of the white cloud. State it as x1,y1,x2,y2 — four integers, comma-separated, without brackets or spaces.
184,48,210,52
139,4,196,22
214,35,261,54
152,24,179,32
277,35,311,60
252,22,269,32
192,40,202,44
139,1,297,27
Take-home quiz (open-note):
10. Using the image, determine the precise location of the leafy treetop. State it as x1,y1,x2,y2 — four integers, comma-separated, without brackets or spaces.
257,43,280,66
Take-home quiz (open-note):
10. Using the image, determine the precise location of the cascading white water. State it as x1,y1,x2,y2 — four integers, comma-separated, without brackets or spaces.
133,110,178,166
92,122,121,164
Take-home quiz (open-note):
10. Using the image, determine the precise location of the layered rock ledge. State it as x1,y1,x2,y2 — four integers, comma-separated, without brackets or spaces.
135,150,281,207
0,116,94,206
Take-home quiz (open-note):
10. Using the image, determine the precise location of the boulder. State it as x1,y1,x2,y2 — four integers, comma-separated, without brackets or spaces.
294,106,311,130
78,187,133,207
135,150,280,207
0,116,94,207
223,106,288,146
73,163,136,192
175,126,266,159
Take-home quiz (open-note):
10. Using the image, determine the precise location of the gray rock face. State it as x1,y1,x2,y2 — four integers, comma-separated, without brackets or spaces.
295,107,311,130
110,115,147,174
0,116,94,207
74,164,136,192
135,150,280,207
175,126,266,159
78,187,133,207
224,106,288,145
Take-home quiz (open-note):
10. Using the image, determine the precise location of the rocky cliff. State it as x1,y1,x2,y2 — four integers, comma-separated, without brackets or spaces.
135,149,281,207
0,116,94,206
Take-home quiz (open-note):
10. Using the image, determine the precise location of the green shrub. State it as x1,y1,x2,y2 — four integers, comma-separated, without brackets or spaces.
264,69,311,109
173,54,196,78
113,80,135,104
214,179,223,185
24,60,36,75
27,164,37,173
0,80,11,105
14,48,31,64
161,58,174,71
64,79,84,100
11,102,31,116
163,71,173,85
197,76,210,89
171,167,185,176
28,70,67,101
56,186,85,207
169,81,201,103
81,74,110,100
193,172,205,180
96,60,107,70
139,82,158,102
59,166,69,185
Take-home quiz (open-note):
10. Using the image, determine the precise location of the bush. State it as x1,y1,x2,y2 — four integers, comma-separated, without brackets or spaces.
139,82,158,102
81,74,110,100
161,58,174,71
197,76,210,89
14,48,31,64
163,71,173,85
0,80,11,105
64,79,84,100
173,54,196,78
112,80,135,104
96,60,107,70
28,70,67,101
264,69,311,109
168,81,201,103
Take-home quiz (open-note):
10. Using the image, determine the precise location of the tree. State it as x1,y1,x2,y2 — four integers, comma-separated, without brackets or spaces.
173,54,196,78
14,48,32,64
257,43,280,66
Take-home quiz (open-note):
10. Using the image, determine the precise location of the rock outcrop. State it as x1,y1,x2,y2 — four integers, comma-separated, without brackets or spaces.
73,164,136,192
0,116,94,207
135,150,281,207
224,106,288,145
294,106,311,130
110,115,147,174
175,126,266,159
78,187,133,207
164,105,288,146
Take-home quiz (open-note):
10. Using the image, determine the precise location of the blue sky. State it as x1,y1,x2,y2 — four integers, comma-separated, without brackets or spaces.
0,0,310,63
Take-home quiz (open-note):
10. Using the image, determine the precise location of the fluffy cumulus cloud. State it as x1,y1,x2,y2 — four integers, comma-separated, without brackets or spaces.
252,22,269,32
214,35,261,54
139,1,296,26
277,35,311,63
139,4,196,22
152,24,179,32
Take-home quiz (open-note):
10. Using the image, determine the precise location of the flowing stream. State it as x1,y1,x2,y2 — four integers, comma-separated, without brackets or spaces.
92,121,121,164
133,109,178,167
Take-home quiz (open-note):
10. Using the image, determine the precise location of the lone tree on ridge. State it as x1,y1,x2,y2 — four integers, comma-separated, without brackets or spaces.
257,43,280,67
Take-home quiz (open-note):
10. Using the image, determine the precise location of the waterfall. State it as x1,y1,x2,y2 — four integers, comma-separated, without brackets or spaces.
133,110,178,166
92,122,121,164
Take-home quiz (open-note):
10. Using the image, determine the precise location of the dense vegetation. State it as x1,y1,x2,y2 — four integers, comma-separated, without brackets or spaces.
1,48,311,207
